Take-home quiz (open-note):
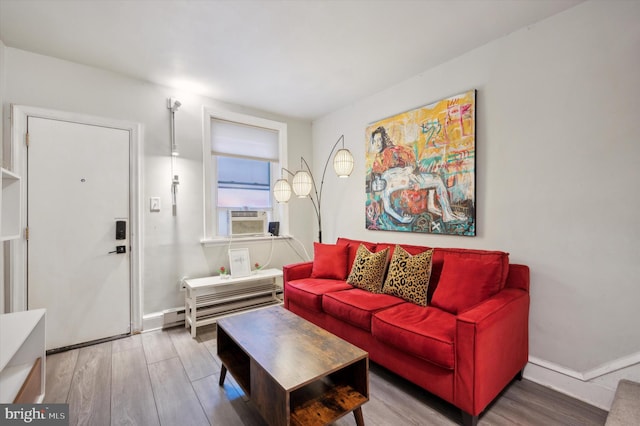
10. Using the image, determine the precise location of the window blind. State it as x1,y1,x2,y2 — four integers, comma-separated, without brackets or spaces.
211,118,279,161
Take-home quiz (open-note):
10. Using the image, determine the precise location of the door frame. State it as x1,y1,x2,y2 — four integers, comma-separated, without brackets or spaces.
9,104,143,332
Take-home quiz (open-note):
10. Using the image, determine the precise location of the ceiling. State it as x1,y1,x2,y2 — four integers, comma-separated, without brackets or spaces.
0,0,583,120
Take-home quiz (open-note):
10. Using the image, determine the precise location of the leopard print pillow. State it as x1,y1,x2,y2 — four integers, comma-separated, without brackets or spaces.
382,245,433,306
346,244,389,293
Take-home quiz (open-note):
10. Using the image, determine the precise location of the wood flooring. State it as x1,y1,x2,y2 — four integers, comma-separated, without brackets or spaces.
45,324,608,426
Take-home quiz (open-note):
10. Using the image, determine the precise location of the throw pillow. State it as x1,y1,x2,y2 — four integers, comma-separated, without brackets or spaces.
337,238,376,272
346,244,389,293
430,254,506,314
382,245,433,306
310,242,349,280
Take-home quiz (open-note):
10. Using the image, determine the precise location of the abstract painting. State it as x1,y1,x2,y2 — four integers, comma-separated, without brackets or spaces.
365,90,476,236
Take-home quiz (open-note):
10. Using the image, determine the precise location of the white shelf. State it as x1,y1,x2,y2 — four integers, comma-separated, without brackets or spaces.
0,363,33,402
1,167,21,241
0,309,46,403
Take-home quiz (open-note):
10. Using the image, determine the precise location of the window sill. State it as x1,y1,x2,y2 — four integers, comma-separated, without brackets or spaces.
200,235,292,247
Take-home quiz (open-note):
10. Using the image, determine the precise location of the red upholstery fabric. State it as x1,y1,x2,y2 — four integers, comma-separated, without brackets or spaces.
376,242,432,259
322,289,404,331
372,303,456,369
322,313,456,403
455,289,530,415
283,261,313,309
283,261,313,282
284,279,351,312
504,264,530,291
431,251,509,314
283,241,529,420
336,237,376,272
428,248,509,301
310,243,349,280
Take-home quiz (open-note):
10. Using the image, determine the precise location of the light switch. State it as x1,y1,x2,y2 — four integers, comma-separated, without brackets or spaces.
150,197,161,212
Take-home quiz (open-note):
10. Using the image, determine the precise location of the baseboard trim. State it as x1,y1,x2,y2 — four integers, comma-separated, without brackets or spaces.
142,311,164,332
528,352,640,382
524,359,614,411
582,352,640,381
525,354,640,411
142,306,188,332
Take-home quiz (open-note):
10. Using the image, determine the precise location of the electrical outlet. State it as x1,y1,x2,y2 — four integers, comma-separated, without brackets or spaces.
179,276,188,291
150,197,161,212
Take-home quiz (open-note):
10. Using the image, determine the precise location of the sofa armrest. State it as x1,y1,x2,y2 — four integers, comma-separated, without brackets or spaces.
505,264,530,292
283,262,314,308
454,288,530,416
283,261,313,282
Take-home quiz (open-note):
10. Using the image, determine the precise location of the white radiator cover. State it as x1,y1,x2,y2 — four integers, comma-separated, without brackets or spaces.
183,275,283,334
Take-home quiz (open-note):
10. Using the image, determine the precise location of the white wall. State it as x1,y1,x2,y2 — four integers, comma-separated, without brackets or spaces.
0,40,5,314
0,40,5,163
312,0,640,410
0,46,315,318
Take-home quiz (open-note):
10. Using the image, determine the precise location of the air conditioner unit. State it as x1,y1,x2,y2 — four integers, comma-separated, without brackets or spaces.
229,211,267,236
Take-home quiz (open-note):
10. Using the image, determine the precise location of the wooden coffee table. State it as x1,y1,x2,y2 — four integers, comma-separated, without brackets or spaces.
217,306,369,426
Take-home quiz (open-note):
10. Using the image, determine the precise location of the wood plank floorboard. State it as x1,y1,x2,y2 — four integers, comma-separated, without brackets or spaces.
147,356,210,426
168,326,220,382
332,367,457,426
112,333,142,353
111,345,160,426
44,348,79,404
67,342,112,426
198,325,222,367
45,324,608,426
192,374,267,426
486,379,608,426
141,327,178,364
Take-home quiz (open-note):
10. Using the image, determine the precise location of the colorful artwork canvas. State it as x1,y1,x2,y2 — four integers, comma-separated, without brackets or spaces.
365,90,476,236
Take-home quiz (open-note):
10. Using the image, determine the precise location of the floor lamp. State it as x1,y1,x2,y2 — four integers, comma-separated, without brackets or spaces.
273,135,354,243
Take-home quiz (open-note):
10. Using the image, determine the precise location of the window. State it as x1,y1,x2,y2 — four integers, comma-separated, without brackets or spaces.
203,108,288,240
215,156,271,235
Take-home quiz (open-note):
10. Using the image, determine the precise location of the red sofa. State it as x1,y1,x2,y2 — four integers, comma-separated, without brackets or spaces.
283,237,530,426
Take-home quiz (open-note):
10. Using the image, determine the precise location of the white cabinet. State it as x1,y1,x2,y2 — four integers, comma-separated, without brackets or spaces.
1,167,21,313
1,167,21,241
0,309,46,403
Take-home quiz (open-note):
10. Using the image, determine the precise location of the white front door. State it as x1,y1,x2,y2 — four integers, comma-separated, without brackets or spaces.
27,117,131,351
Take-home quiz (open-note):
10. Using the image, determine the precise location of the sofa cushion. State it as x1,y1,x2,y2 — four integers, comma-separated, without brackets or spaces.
372,303,456,370
323,289,405,331
347,244,389,293
285,278,352,312
310,243,349,280
428,248,510,301
382,246,433,306
430,253,509,314
337,237,376,271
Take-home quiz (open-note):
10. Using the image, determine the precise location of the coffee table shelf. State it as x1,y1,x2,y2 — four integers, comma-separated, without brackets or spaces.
217,306,368,426
290,382,368,426
218,347,250,394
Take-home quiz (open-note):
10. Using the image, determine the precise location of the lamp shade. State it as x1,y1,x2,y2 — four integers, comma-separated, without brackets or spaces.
292,170,313,197
333,148,354,177
273,179,292,203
